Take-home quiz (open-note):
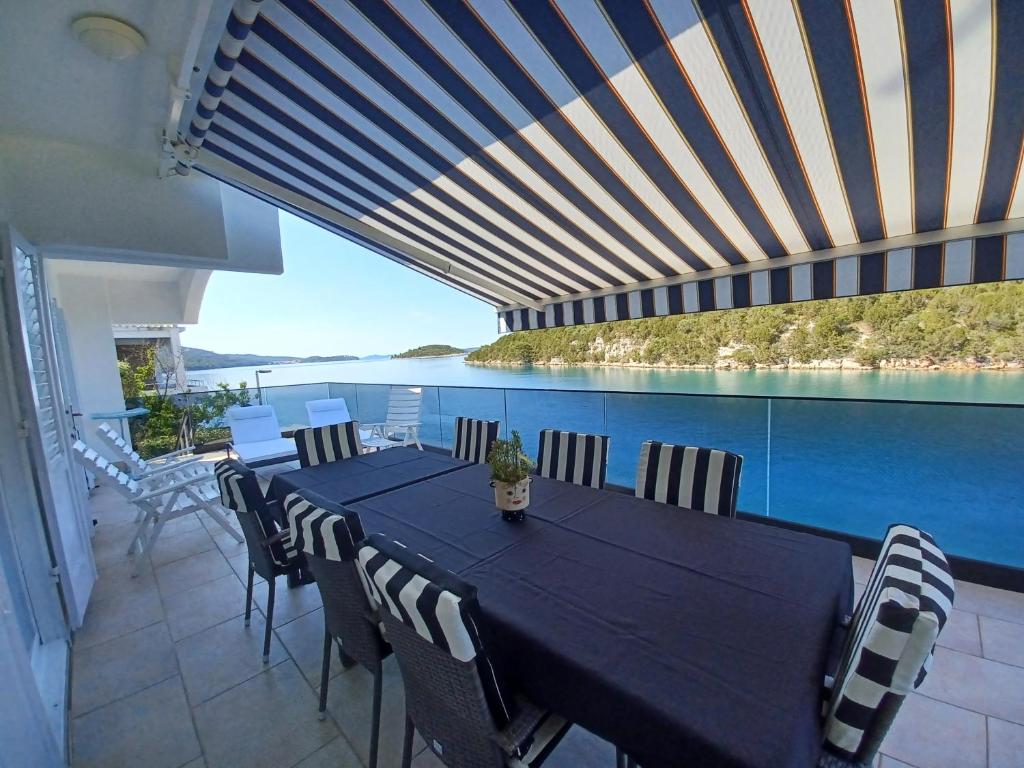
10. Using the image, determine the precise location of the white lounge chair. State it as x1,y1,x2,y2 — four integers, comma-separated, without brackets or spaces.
226,404,298,467
95,422,210,482
72,440,242,573
305,397,352,428
361,386,423,451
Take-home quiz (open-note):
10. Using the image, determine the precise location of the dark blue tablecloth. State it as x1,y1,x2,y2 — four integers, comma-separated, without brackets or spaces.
344,464,853,768
269,446,471,506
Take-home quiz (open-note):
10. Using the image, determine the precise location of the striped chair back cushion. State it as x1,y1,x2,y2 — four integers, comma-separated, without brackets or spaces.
536,429,610,489
823,524,955,764
452,417,500,464
356,533,514,728
284,490,365,563
214,459,298,567
385,386,422,427
96,422,148,471
635,441,743,517
72,440,141,496
293,421,363,467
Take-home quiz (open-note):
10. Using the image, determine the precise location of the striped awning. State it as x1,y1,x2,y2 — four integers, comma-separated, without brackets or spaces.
186,0,1024,328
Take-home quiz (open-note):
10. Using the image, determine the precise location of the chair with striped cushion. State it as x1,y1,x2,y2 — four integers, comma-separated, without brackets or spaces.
293,421,364,467
452,417,500,464
356,533,573,768
536,429,610,489
283,489,391,768
819,524,955,767
635,441,743,517
215,459,304,662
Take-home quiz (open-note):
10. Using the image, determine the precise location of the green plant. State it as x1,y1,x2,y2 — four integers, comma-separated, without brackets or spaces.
487,430,534,484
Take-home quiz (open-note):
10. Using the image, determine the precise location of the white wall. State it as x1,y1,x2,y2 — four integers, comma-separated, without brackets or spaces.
47,272,126,456
0,134,283,273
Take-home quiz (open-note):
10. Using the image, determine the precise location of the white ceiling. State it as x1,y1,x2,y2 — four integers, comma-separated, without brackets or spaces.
0,0,230,155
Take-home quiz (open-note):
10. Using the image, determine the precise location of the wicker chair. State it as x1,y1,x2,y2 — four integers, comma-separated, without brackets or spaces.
283,489,389,768
214,459,304,662
818,524,955,767
356,533,573,768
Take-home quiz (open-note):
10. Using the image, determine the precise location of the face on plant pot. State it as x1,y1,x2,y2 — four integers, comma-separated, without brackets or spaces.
506,482,527,507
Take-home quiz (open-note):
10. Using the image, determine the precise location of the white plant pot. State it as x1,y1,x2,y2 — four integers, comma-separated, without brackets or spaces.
492,478,531,514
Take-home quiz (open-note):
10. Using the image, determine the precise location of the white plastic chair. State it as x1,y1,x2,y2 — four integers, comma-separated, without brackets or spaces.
72,440,242,573
361,386,423,451
305,397,352,428
95,422,209,483
226,405,297,467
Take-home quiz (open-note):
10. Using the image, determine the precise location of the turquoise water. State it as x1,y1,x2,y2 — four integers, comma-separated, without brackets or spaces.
192,355,1024,404
190,358,1024,568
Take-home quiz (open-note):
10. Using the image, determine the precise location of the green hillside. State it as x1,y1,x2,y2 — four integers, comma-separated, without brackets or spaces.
394,344,465,358
467,283,1024,370
184,348,358,369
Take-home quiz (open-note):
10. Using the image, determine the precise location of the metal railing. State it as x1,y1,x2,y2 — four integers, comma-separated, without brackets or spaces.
173,380,1023,570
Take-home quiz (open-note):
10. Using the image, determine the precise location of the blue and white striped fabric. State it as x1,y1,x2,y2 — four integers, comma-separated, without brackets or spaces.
187,1,1024,317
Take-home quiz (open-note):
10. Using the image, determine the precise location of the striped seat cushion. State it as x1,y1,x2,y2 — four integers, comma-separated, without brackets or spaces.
356,533,515,729
822,524,955,764
294,421,363,467
635,441,743,517
452,417,500,464
536,430,610,489
284,490,365,563
215,459,298,567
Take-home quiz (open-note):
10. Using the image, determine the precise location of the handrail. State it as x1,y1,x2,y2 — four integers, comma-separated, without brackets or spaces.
181,379,1024,409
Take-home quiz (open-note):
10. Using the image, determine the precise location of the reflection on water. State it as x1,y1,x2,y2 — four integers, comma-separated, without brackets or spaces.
190,355,1024,404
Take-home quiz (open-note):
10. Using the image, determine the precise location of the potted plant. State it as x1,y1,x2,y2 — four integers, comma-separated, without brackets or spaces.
487,430,534,522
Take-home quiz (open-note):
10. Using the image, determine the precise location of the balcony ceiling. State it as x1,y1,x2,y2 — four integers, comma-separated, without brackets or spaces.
187,0,1024,327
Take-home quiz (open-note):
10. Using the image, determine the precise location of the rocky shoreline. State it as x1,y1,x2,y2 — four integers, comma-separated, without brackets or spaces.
466,358,1023,372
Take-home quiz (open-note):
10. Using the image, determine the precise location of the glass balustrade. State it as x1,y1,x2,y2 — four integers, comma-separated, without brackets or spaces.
180,380,1023,568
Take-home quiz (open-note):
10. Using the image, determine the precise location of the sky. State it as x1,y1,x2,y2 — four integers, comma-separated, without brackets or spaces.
182,212,500,357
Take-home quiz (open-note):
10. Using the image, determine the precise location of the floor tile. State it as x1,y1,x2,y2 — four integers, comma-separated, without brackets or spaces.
953,580,1024,625
543,726,617,768
175,614,286,705
74,586,164,651
275,608,344,686
251,578,323,627
156,549,232,597
291,736,362,768
149,527,216,568
852,556,874,585
919,647,1024,724
980,615,1024,667
72,622,177,716
226,552,264,586
181,759,206,768
988,717,1024,768
71,677,201,768
878,757,915,768
163,574,247,641
937,610,982,657
156,512,205,539
880,693,986,768
324,658,425,767
194,661,337,768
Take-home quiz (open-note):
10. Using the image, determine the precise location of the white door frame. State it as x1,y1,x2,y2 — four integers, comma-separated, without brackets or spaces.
1,225,96,628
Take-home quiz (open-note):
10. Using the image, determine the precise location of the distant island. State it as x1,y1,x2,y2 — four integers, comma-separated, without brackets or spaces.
184,347,359,370
394,344,466,359
467,283,1024,371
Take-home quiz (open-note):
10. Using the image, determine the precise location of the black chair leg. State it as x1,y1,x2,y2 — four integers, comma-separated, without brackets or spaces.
369,663,383,768
318,629,331,721
616,748,626,768
400,712,414,768
244,561,255,628
263,577,276,663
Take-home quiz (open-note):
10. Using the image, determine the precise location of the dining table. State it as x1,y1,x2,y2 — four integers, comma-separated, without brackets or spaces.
273,452,854,768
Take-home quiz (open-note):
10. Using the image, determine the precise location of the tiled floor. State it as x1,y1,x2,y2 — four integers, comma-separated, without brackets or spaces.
71,481,1024,768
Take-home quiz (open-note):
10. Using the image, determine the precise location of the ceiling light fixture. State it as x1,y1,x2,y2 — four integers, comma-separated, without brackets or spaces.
71,15,146,61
